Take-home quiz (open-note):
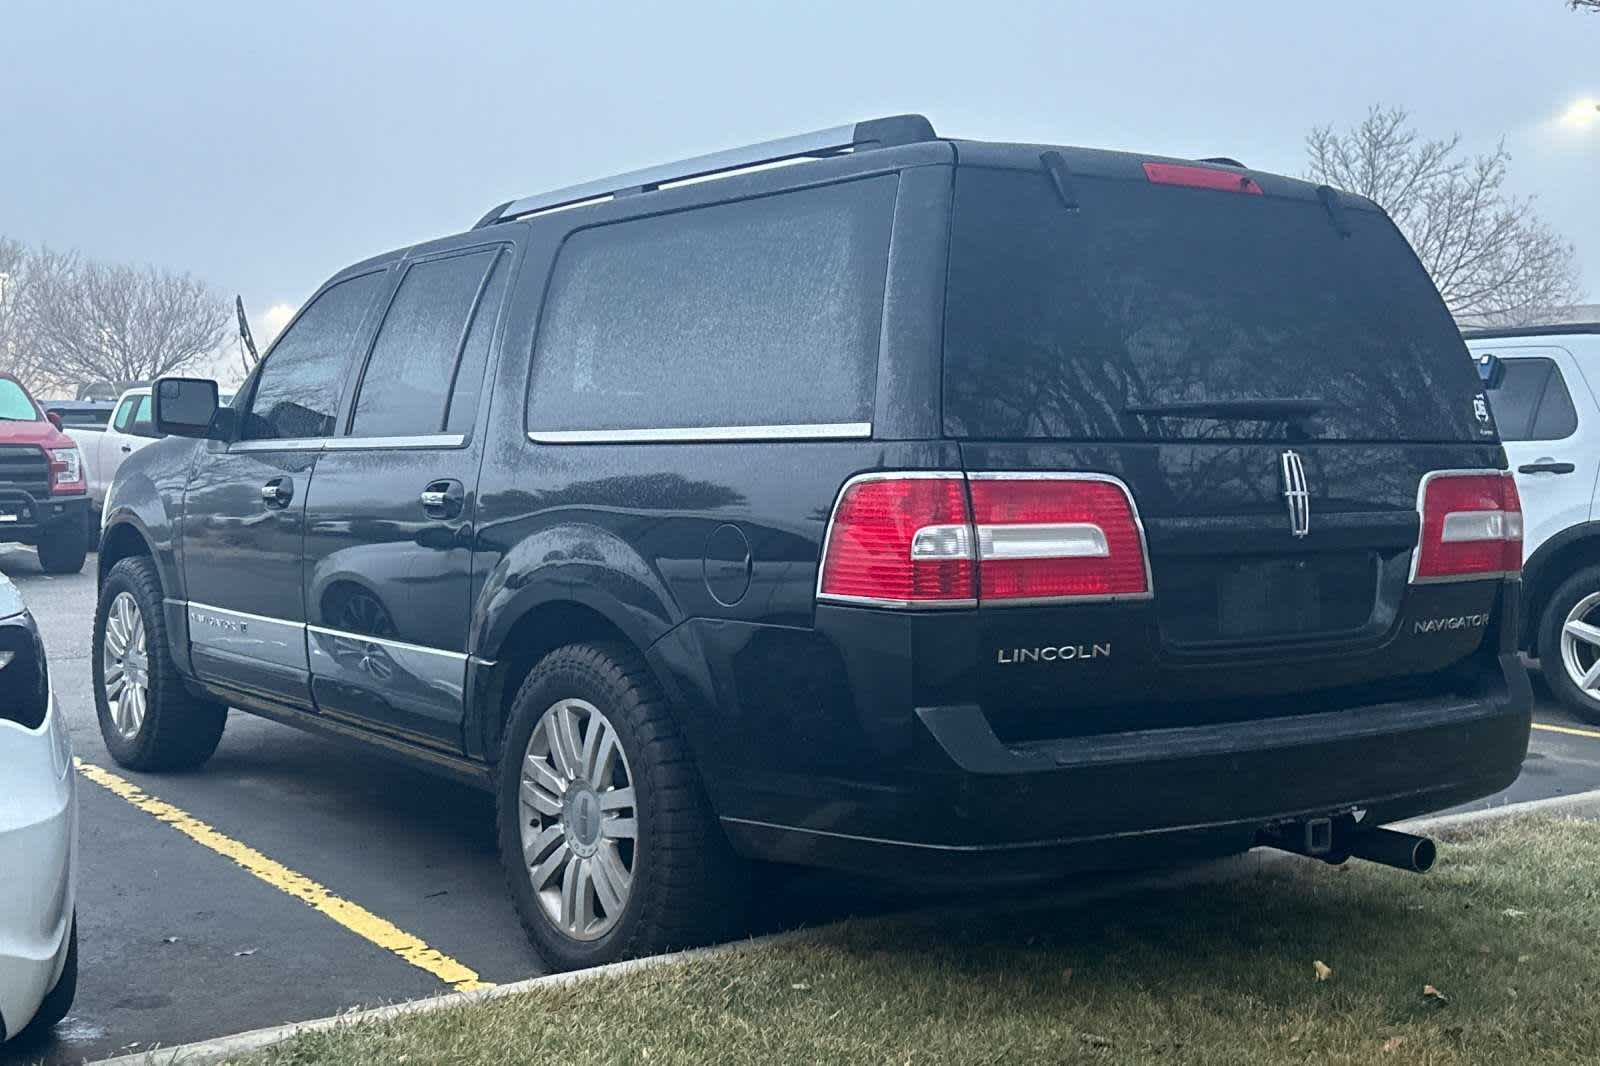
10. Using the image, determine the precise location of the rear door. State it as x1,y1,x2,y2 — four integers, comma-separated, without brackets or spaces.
301,243,511,750
181,270,389,704
1470,345,1600,559
941,158,1509,736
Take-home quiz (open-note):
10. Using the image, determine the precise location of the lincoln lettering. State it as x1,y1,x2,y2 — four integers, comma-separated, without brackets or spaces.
996,643,1111,664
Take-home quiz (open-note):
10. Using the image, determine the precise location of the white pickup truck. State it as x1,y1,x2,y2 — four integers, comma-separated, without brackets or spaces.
63,387,159,514
66,385,234,515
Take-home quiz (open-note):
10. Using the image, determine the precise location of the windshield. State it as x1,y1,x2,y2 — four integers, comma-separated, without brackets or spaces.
0,379,41,422
943,166,1488,443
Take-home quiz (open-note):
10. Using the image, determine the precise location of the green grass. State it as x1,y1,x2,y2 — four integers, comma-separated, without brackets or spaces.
249,817,1600,1065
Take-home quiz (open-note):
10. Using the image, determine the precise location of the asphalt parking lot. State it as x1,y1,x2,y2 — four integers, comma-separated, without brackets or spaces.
4,546,1599,1064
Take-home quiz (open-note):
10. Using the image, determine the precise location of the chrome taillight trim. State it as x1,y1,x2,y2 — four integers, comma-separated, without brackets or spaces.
968,472,1155,606
816,470,1156,609
815,471,972,609
1408,468,1521,585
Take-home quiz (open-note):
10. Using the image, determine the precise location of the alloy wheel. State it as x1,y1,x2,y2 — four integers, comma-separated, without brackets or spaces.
1560,591,1600,700
103,591,150,740
518,697,638,941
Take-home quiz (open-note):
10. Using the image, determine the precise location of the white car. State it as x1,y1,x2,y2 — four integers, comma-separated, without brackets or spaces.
0,573,78,1044
1467,323,1600,723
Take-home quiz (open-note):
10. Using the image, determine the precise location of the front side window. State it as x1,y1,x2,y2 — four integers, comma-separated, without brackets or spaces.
130,394,157,438
349,249,500,438
1486,357,1579,442
0,380,40,422
242,272,387,442
527,176,896,436
112,396,139,432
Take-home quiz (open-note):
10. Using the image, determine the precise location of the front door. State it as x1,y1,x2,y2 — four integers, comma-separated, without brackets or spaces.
302,244,510,750
1475,344,1600,560
181,269,390,704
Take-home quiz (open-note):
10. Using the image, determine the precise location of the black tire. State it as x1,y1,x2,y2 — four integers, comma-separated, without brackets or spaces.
1538,564,1600,726
92,556,228,771
36,518,88,575
496,642,747,971
15,915,76,1042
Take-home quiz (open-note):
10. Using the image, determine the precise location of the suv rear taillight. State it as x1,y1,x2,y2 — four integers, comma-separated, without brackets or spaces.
968,475,1150,603
817,472,1151,608
1412,471,1522,583
817,474,975,607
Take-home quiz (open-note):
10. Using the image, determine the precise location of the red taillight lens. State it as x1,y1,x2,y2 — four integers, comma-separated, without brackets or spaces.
1413,471,1522,582
969,476,1150,602
817,475,974,606
817,472,1152,608
1143,161,1263,195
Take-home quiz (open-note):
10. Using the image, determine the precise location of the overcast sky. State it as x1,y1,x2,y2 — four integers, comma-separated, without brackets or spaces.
2,1,1595,361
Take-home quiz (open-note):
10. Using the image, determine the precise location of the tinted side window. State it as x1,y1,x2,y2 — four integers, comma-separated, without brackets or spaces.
1483,359,1547,439
1530,363,1579,440
112,397,138,432
1484,357,1580,442
350,250,499,438
445,254,510,436
528,177,896,435
130,394,156,437
244,272,386,441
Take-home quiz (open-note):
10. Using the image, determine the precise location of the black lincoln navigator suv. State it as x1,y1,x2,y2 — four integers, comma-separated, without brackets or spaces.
93,115,1532,971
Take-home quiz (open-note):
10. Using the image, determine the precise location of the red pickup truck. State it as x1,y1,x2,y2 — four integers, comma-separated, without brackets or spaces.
0,374,90,574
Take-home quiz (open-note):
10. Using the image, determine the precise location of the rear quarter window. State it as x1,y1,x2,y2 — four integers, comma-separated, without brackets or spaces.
527,176,896,436
943,166,1485,443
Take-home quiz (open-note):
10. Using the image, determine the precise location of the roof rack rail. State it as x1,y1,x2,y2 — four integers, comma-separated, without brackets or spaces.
473,114,936,228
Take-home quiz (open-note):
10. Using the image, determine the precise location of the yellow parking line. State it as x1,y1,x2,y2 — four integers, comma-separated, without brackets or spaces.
75,759,493,992
1533,721,1600,741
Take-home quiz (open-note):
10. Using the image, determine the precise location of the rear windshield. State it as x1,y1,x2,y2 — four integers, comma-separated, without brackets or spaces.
943,166,1488,443
0,379,40,422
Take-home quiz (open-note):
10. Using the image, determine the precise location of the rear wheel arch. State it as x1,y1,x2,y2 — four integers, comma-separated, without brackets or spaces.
1523,525,1600,653
478,599,665,763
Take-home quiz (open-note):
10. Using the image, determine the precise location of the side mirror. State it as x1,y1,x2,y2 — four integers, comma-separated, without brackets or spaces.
46,412,63,430
154,377,221,438
1476,353,1505,390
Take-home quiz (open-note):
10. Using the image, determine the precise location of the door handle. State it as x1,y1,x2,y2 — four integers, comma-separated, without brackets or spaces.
261,477,294,508
1518,461,1575,475
420,479,464,519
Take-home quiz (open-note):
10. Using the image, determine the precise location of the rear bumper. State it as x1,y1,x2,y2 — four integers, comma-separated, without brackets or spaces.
720,653,1532,883
0,490,87,545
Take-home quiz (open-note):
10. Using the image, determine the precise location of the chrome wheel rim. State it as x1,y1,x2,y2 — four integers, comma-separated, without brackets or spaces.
1561,591,1600,700
102,591,150,740
518,697,637,941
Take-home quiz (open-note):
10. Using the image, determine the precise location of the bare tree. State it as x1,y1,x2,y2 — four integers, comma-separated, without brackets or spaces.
1306,106,1582,326
19,247,230,390
1572,1,1599,11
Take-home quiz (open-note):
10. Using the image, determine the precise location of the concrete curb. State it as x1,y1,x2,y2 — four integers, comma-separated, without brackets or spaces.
88,788,1600,1066
1399,787,1600,832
